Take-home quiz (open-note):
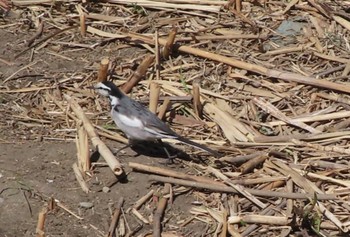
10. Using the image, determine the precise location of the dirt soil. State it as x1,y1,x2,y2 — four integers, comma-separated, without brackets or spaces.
0,140,209,237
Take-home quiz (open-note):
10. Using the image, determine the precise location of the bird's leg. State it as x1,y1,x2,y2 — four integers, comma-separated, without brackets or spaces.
157,139,177,163
113,139,134,156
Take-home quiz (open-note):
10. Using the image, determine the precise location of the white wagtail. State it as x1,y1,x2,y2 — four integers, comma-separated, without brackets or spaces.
90,81,221,158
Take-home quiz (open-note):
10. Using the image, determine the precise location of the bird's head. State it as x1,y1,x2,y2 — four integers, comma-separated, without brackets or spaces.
89,81,123,98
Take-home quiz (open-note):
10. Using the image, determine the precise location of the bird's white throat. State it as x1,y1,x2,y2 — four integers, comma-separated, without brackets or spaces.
109,96,120,107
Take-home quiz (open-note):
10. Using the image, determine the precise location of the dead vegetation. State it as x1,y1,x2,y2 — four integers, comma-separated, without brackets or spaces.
2,0,350,236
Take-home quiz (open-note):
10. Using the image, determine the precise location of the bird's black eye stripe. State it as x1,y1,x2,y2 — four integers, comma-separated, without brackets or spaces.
97,87,110,91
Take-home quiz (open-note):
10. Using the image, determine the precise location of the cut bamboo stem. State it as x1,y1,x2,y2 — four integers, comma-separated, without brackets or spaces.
153,184,170,237
228,215,289,225
108,197,124,237
122,55,154,94
97,58,109,82
149,82,161,113
157,97,170,120
192,79,203,118
64,94,123,176
129,162,222,185
163,26,177,59
36,207,48,237
208,167,267,209
76,122,90,172
72,162,89,193
149,175,337,200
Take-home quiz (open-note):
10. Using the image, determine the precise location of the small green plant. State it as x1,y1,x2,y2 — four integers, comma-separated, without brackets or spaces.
130,3,147,16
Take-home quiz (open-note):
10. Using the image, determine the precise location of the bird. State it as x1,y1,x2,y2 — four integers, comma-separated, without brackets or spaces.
89,81,222,159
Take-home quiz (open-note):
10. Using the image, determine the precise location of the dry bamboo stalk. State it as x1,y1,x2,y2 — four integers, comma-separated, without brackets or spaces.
64,94,123,176
98,58,109,82
131,208,149,224
253,97,321,134
149,82,160,113
293,167,350,187
157,97,170,119
264,44,311,56
36,207,48,237
126,32,350,94
121,55,154,94
266,110,350,126
192,79,203,118
163,26,177,59
255,131,350,143
149,175,337,200
316,93,350,105
107,0,221,12
56,200,83,220
108,197,124,237
235,0,241,12
239,154,268,174
333,15,350,32
286,179,293,217
225,176,287,185
72,162,89,193
154,30,161,81
228,215,289,225
133,189,154,210
292,139,350,156
77,122,90,172
153,184,170,237
342,63,350,76
220,151,265,164
177,34,267,42
79,13,86,36
208,167,267,209
227,224,242,237
129,162,222,185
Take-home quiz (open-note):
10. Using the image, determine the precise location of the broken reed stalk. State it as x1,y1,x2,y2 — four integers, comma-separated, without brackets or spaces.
36,207,48,237
126,32,350,94
235,0,241,12
153,184,170,237
208,167,267,209
76,122,90,172
108,197,124,237
239,154,268,174
154,29,161,80
192,79,203,118
133,189,154,210
252,97,321,134
80,13,86,36
98,58,109,82
64,94,123,176
121,55,155,94
157,97,170,120
228,215,289,225
163,26,177,59
129,162,222,185
72,162,89,193
149,175,337,200
149,82,160,113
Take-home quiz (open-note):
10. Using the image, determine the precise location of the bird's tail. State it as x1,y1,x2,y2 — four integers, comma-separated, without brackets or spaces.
175,135,222,158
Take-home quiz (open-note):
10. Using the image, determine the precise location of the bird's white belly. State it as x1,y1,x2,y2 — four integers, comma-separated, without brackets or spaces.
111,110,157,141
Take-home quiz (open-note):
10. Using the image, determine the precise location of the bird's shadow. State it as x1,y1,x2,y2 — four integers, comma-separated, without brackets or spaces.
126,141,192,162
